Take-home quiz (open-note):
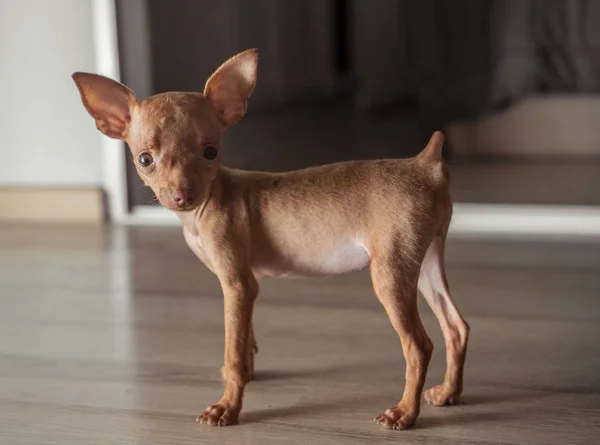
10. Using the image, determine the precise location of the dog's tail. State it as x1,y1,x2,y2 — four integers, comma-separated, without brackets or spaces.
416,131,449,186
416,131,444,163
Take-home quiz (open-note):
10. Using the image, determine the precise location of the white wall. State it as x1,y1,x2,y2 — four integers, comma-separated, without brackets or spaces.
0,0,102,186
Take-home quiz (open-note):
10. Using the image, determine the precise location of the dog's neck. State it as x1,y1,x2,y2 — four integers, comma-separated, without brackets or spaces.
175,167,224,236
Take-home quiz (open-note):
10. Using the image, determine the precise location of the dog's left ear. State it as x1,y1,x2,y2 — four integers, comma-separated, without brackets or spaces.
204,49,258,127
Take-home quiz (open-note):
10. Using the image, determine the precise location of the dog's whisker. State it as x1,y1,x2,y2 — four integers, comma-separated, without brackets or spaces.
146,196,161,207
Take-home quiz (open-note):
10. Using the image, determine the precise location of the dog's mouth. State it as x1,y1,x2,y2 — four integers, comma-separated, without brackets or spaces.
176,204,198,212
159,200,200,213
169,203,199,212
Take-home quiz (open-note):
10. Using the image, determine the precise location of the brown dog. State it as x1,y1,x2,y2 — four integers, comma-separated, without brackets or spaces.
72,49,469,430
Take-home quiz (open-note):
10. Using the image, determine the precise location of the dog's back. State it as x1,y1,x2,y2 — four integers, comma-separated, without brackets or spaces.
214,132,451,278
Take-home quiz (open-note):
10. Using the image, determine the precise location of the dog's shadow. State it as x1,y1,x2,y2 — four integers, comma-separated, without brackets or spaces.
242,396,524,428
243,365,546,427
252,369,323,381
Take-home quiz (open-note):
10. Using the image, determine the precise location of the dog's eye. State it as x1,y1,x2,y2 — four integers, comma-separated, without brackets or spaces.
204,145,218,160
138,152,154,167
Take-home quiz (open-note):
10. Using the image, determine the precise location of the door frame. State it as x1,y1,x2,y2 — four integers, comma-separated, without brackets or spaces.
93,0,128,222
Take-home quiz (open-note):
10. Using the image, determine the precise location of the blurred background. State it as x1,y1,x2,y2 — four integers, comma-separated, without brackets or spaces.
1,0,600,223
120,0,600,210
1,1,600,444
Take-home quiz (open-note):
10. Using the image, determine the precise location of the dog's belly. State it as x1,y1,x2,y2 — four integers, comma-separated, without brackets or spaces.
252,241,371,278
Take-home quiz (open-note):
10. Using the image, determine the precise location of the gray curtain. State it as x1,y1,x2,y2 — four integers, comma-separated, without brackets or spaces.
353,0,600,125
146,0,338,110
351,0,410,111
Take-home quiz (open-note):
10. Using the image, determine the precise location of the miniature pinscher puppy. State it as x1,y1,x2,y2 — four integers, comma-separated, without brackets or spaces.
72,49,469,430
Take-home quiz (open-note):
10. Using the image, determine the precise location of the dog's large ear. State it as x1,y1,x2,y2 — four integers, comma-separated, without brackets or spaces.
72,73,137,140
204,49,258,127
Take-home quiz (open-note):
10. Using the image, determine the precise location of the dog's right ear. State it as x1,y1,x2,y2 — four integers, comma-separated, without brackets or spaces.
72,73,137,140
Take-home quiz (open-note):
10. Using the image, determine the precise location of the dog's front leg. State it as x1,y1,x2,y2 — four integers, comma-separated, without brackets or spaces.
198,273,258,427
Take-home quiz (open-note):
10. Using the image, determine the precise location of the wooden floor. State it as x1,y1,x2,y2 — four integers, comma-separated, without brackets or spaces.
1,225,600,444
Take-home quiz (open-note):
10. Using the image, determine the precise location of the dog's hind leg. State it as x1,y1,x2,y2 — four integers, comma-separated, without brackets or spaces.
418,235,469,406
371,245,434,430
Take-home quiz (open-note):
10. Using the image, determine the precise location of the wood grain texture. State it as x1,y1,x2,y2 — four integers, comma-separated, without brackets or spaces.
0,225,599,444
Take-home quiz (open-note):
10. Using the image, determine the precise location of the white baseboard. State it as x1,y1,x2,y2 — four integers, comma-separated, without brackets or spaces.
450,203,600,238
0,188,104,223
123,203,600,237
126,205,181,226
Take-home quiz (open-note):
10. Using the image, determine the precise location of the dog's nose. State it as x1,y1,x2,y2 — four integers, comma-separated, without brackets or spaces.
173,190,194,208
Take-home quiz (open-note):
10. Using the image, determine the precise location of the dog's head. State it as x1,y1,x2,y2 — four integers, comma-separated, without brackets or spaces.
73,49,257,211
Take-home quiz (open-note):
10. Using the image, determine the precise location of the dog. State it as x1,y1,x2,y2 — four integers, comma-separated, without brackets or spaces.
72,49,469,430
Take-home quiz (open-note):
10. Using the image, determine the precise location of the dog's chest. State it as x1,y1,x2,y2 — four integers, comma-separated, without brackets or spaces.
178,213,215,272
182,228,214,272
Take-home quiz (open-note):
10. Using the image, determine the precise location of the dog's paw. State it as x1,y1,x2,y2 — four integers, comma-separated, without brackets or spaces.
197,403,240,427
374,404,418,430
424,384,461,406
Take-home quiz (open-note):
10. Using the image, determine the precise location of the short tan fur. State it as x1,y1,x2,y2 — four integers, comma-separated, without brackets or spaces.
72,49,469,430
